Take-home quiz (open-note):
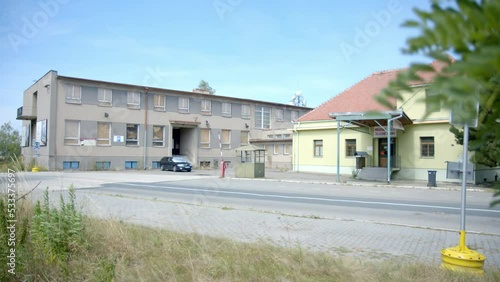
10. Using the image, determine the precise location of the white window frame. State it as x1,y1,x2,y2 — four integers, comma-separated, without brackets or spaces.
178,97,190,113
153,125,165,147
222,102,232,117
64,120,80,145
314,140,323,157
255,106,271,129
154,94,165,111
241,104,251,119
98,88,112,106
273,144,279,155
284,144,291,155
97,122,111,146
200,128,210,148
127,92,141,109
201,100,211,115
126,124,139,146
275,108,284,122
65,84,81,104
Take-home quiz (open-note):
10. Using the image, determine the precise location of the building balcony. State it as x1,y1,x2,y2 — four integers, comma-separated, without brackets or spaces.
16,106,37,120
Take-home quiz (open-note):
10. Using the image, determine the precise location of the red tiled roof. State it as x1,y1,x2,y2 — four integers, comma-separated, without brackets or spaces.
298,60,450,122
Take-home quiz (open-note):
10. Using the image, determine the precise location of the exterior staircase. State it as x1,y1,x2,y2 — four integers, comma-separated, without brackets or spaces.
357,167,389,181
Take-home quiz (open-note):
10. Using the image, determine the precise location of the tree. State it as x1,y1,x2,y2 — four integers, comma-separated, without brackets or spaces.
197,80,216,95
0,122,21,161
376,0,500,205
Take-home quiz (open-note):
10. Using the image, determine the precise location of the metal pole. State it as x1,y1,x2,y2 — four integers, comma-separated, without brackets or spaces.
336,120,340,182
387,120,391,183
460,123,469,232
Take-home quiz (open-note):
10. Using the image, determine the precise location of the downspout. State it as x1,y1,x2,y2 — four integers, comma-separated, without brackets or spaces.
387,111,403,183
292,121,300,172
144,87,149,169
337,120,340,182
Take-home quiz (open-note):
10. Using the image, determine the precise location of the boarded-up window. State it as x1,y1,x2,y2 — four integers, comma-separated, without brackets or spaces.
153,126,164,147
200,128,210,148
221,129,231,149
64,120,80,145
126,124,139,146
97,122,110,145
240,131,249,145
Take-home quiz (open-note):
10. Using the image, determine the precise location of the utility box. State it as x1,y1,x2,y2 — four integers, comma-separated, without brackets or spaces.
354,151,369,169
235,145,266,178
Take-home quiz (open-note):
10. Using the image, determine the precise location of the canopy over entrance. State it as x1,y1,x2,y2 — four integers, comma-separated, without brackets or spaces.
328,110,412,183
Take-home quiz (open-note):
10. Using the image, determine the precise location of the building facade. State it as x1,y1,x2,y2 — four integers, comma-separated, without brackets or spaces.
293,61,499,183
17,70,311,171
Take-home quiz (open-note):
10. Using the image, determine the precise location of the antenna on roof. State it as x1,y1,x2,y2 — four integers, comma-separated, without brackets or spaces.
289,89,307,107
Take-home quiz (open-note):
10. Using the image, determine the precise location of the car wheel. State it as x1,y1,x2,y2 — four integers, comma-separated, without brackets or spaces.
187,169,191,172
160,165,165,171
173,166,178,172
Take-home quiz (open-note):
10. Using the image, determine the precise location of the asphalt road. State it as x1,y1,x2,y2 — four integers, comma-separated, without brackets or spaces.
7,170,499,235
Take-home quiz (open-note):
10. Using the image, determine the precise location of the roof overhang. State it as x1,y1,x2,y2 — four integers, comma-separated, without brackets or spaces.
328,110,412,127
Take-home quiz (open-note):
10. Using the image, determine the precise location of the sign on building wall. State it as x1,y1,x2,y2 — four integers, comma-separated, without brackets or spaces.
21,125,30,147
373,126,396,138
36,119,47,146
113,135,124,142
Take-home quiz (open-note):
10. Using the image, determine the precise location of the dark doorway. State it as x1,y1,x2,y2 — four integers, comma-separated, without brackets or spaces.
172,128,181,155
379,138,396,167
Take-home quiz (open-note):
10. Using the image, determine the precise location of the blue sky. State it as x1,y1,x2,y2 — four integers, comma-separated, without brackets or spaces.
1,0,433,131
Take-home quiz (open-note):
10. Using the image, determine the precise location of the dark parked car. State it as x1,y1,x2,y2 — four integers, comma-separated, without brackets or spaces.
159,156,192,172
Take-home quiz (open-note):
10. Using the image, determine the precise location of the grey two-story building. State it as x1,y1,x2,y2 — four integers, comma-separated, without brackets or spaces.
17,70,311,171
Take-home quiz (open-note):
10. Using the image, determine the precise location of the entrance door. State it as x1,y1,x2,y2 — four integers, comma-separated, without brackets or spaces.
172,128,181,155
379,138,396,167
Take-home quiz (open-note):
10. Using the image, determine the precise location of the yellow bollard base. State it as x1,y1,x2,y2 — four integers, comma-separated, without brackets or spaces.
441,244,485,274
31,166,39,172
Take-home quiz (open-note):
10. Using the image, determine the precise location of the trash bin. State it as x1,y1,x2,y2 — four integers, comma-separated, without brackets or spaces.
427,170,437,187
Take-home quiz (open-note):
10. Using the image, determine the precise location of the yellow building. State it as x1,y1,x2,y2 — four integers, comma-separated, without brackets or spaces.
292,60,491,183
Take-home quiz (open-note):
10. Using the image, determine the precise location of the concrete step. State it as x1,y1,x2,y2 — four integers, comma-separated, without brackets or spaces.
357,167,388,181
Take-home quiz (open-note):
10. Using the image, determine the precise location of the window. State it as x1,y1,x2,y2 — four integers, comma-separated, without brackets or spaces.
420,137,435,157
126,124,139,146
291,110,299,121
275,134,283,139
425,89,441,112
283,134,291,139
255,106,271,129
267,134,274,139
314,140,323,157
284,144,291,155
98,88,112,106
97,122,111,146
95,161,111,170
201,100,211,115
154,94,165,111
221,129,231,149
273,144,279,155
153,125,165,147
125,161,138,169
241,104,251,119
345,139,356,157
240,131,249,145
178,97,189,113
222,102,231,117
65,84,81,103
200,128,210,148
64,120,80,145
275,109,284,122
127,92,140,109
63,161,79,169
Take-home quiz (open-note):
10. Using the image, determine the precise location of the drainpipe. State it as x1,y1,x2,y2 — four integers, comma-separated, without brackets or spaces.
387,111,403,183
337,120,340,182
144,87,149,169
292,121,300,172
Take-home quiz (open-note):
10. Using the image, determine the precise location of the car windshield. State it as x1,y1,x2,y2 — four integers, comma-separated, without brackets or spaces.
172,157,188,163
